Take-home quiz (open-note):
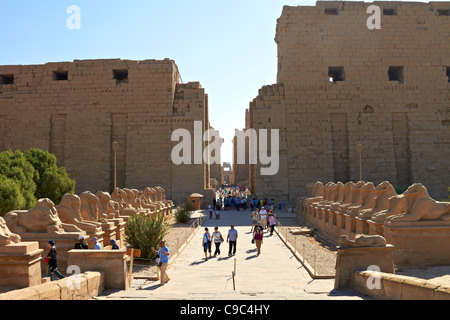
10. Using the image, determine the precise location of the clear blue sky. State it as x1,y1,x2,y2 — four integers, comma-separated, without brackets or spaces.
0,0,310,164
0,0,435,164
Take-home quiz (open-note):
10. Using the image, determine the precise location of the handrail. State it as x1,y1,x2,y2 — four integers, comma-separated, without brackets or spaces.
276,221,334,279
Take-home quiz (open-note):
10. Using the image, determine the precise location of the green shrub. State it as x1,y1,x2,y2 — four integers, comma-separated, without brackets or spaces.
0,175,26,216
175,202,193,223
124,211,170,259
24,148,75,205
0,150,37,210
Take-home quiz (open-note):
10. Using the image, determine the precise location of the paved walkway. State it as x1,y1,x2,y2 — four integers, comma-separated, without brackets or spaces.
98,209,366,300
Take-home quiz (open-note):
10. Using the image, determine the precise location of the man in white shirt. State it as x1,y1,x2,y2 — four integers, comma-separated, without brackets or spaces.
259,208,268,229
227,225,238,256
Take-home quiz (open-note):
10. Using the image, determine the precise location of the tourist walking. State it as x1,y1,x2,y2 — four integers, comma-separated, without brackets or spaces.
269,213,277,236
203,228,212,260
209,204,213,219
152,240,170,286
259,207,268,229
215,203,221,219
212,227,224,256
251,210,259,232
46,240,66,281
227,225,238,256
253,222,264,256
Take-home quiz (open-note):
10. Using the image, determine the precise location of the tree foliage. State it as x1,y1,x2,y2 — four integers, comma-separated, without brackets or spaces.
24,149,75,204
0,148,76,216
0,175,26,216
0,150,37,213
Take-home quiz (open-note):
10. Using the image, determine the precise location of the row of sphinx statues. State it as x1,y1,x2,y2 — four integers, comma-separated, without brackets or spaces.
0,186,174,246
299,181,450,240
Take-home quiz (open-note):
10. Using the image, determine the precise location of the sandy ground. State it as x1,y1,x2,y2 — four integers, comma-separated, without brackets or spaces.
276,217,337,275
132,214,338,278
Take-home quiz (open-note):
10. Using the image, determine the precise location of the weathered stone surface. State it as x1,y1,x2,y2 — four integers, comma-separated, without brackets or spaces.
0,59,216,205
248,1,449,205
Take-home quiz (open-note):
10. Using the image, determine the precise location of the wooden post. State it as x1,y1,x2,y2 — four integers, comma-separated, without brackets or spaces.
314,254,317,277
128,248,134,287
232,272,236,291
234,258,237,276
294,237,297,254
303,245,305,264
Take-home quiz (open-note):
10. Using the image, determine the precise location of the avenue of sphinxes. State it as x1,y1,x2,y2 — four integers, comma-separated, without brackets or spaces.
299,181,450,265
0,0,449,302
1,186,172,276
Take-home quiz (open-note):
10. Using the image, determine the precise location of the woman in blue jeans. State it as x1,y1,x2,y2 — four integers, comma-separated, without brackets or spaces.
202,228,212,260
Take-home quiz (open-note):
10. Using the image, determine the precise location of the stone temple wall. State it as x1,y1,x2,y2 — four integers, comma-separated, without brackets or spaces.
0,58,214,205
248,1,450,205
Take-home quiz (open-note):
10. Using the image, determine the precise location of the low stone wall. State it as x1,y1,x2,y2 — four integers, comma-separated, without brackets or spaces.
352,270,450,300
0,271,104,300
67,250,128,290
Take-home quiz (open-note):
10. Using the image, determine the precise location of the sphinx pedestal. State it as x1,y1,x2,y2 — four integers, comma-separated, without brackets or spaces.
19,233,86,274
335,244,395,290
0,242,44,288
383,221,450,266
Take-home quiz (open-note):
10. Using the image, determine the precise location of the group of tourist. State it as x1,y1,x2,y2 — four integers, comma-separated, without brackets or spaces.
215,186,250,211
251,206,277,236
43,186,282,287
202,225,238,260
44,236,120,282
214,186,286,214
202,203,278,261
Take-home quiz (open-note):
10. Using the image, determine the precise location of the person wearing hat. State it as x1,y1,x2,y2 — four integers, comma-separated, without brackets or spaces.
46,240,66,281
110,239,119,250
74,235,89,249
91,237,102,250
